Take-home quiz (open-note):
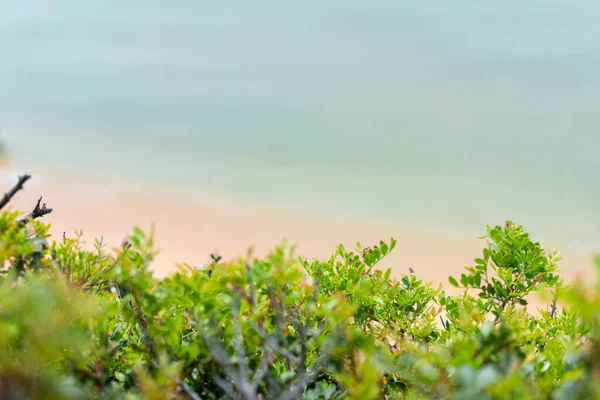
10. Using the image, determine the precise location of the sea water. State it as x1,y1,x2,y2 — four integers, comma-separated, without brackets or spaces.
1,1,599,248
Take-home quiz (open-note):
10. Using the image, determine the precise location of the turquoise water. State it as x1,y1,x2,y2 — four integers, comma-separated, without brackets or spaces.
1,1,599,247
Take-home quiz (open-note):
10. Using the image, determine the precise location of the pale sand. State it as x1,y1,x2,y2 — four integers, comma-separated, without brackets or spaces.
1,167,595,292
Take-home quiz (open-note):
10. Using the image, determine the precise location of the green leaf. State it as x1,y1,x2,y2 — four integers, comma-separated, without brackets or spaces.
380,241,389,256
448,276,459,287
474,273,481,287
280,370,295,382
384,269,391,281
115,372,126,382
493,281,507,298
518,298,528,306
371,247,381,260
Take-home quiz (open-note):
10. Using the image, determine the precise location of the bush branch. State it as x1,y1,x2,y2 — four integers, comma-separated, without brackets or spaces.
0,174,31,210
130,290,203,400
16,196,53,225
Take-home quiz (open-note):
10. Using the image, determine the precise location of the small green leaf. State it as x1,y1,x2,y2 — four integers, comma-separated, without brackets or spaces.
539,361,551,373
371,247,381,260
518,298,528,306
493,282,507,298
280,370,295,382
380,241,389,256
448,276,459,287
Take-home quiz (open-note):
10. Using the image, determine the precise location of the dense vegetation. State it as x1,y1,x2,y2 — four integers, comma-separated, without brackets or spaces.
0,175,598,399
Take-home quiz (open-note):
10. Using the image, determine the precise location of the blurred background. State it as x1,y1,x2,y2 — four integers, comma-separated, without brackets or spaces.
1,1,599,253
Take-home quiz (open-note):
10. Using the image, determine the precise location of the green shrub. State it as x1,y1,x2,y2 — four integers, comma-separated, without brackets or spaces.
0,177,599,399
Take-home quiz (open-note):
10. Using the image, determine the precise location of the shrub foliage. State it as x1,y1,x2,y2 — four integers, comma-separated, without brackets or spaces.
0,177,598,399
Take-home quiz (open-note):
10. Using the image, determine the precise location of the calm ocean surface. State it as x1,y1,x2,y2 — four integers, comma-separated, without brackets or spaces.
1,1,599,248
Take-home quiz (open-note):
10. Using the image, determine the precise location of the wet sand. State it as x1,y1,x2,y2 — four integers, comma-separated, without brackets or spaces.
1,167,594,294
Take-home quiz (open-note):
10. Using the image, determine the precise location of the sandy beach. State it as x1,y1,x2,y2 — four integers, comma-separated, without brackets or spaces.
1,166,595,290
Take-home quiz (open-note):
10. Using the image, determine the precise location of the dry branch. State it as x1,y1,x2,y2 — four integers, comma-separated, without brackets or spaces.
16,196,53,225
0,174,31,210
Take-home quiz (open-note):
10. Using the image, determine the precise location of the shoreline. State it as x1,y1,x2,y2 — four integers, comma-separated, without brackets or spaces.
0,165,594,287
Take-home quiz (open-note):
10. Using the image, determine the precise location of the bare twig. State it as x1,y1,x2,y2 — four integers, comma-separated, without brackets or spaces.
203,330,256,399
268,286,295,371
113,282,122,299
550,297,558,319
246,263,256,308
231,298,249,380
179,379,204,400
494,298,508,324
202,305,259,400
211,373,242,400
202,331,244,383
248,313,328,400
282,322,309,400
131,296,158,361
251,347,273,387
96,236,104,265
16,196,53,225
275,320,330,400
275,354,330,400
247,321,297,363
231,283,254,305
200,281,331,400
109,322,122,340
0,174,30,210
